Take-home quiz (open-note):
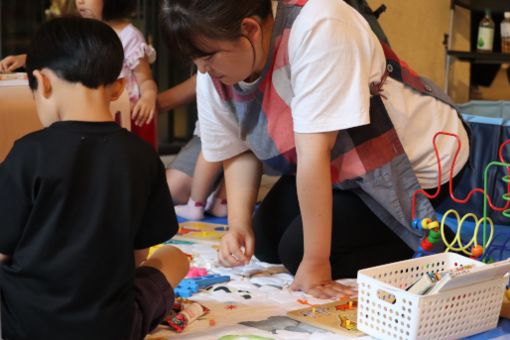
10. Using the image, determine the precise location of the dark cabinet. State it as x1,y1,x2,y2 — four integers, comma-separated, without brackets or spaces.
444,0,510,93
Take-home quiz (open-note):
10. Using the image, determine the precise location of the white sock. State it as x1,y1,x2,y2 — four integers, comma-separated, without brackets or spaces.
174,198,205,220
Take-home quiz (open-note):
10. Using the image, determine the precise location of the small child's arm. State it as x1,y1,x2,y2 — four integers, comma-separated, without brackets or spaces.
0,54,27,73
158,75,197,112
132,57,158,126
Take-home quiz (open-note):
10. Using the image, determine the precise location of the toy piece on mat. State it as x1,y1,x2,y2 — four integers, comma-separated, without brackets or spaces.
339,314,356,331
175,274,230,298
287,300,364,337
174,221,228,244
186,267,208,278
164,299,209,333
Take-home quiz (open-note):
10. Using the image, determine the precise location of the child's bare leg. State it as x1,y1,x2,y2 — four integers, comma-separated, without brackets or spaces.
174,152,222,220
190,152,222,202
141,245,189,288
166,168,192,204
206,179,228,217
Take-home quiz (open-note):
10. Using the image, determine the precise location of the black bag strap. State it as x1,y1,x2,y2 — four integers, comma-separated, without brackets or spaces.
343,0,390,45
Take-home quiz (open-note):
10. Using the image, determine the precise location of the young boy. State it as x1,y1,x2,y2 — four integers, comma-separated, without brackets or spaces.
0,17,188,340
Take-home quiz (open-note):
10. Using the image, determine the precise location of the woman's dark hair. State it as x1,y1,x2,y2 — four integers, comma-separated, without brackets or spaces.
160,0,272,59
102,0,137,21
26,17,124,90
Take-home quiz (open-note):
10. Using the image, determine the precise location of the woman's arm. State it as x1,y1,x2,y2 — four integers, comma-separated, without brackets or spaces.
158,75,197,112
0,253,9,263
218,151,262,267
291,131,350,298
132,57,158,126
296,131,336,260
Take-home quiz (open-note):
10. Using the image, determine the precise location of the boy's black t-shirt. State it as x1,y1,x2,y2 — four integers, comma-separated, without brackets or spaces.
0,121,178,340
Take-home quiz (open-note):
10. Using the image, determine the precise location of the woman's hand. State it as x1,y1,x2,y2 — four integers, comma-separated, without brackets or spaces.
0,54,27,73
290,258,356,299
218,227,254,267
132,95,156,126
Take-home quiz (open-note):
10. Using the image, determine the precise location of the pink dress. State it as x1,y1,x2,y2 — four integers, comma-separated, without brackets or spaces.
117,24,157,148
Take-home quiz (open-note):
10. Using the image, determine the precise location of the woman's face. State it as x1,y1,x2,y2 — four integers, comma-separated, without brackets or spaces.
75,0,103,20
192,35,257,85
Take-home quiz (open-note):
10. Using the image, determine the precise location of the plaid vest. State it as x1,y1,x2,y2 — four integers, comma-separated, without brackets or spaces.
210,0,455,250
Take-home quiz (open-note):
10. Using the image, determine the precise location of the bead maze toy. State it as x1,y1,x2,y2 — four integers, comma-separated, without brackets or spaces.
174,274,231,298
412,132,510,260
287,299,364,337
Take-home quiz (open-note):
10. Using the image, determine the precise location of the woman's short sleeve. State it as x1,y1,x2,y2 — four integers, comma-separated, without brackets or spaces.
196,72,250,162
288,7,386,133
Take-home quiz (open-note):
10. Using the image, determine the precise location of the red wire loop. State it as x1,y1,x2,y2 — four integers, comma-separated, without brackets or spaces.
411,132,510,220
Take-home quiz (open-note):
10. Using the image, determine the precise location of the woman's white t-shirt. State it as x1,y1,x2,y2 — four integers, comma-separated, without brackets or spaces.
196,0,469,189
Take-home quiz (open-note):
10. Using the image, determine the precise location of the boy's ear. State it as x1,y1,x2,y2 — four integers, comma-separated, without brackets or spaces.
32,70,52,98
109,78,126,101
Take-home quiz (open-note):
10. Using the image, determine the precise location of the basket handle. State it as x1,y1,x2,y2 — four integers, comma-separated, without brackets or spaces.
376,288,397,305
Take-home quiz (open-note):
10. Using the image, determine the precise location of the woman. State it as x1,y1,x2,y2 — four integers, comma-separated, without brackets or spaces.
161,0,469,298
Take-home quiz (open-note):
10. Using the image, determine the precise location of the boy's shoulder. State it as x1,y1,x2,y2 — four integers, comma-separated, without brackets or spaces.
8,123,155,160
1,128,50,171
10,128,49,153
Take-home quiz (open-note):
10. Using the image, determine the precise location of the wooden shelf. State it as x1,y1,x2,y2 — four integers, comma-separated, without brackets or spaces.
447,50,510,64
453,0,510,13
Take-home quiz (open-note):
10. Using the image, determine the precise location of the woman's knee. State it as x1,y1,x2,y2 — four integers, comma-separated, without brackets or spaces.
277,236,303,275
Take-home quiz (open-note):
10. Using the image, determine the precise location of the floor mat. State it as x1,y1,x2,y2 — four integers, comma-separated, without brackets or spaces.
147,217,510,339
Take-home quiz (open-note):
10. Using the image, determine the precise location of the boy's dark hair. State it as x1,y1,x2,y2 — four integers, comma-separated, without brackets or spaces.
160,0,272,59
26,17,124,90
102,0,137,21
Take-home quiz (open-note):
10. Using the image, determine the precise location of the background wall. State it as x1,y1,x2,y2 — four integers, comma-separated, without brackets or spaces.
367,0,471,102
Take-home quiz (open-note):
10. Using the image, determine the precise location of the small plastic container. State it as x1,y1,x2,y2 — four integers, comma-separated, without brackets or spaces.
477,9,495,52
357,253,508,340
501,12,510,53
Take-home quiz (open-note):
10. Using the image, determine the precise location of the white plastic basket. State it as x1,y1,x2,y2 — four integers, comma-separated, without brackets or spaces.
357,253,508,340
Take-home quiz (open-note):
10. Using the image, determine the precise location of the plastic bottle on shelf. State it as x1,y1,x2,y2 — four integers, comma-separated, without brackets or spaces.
501,12,510,53
477,9,495,52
